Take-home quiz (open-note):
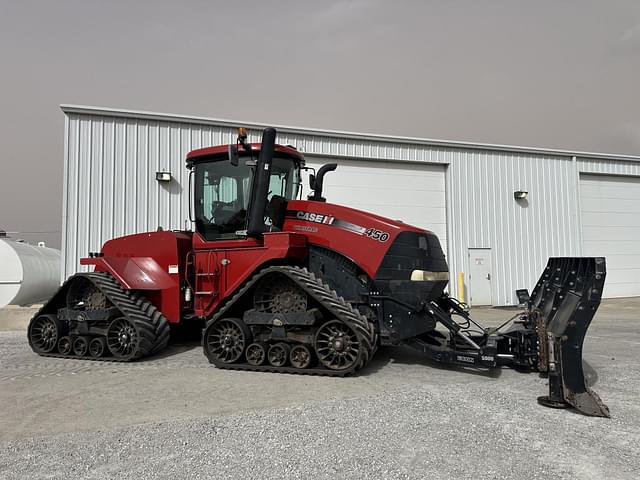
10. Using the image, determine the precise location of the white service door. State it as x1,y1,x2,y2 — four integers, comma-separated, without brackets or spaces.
468,248,493,306
580,174,640,297
304,158,447,251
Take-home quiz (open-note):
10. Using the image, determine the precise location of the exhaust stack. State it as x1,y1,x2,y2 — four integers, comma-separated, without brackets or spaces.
308,163,337,202
247,127,276,236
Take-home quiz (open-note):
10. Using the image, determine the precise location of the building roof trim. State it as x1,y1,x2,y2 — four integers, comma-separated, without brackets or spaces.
60,104,640,163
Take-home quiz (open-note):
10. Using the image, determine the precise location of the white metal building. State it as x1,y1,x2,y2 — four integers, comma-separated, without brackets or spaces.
61,105,640,306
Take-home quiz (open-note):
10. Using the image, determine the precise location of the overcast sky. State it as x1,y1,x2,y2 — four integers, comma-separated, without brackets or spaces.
1,0,639,248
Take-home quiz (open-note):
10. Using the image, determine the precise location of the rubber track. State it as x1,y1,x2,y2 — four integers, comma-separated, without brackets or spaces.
204,266,377,376
30,272,170,362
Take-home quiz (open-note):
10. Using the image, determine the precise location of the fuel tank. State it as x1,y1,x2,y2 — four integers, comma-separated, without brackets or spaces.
0,239,61,308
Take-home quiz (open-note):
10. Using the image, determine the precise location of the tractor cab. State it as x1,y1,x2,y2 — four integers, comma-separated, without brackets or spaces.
187,129,304,241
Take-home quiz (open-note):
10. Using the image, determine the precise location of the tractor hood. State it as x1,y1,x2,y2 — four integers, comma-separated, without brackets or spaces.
283,199,448,282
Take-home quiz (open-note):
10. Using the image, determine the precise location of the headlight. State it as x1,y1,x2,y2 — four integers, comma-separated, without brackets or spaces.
410,270,450,282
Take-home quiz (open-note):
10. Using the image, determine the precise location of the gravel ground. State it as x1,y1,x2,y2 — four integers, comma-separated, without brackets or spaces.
1,299,639,479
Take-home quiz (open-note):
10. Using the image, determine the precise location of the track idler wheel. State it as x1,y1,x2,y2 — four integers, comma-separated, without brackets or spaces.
58,336,72,355
315,320,361,371
73,336,90,356
28,314,64,353
268,342,290,367
107,317,140,359
204,318,251,364
246,342,268,366
65,276,108,309
89,337,107,358
253,275,308,314
289,345,313,369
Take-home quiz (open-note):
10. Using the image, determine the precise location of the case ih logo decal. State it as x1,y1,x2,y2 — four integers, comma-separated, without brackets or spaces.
287,210,390,242
295,211,336,225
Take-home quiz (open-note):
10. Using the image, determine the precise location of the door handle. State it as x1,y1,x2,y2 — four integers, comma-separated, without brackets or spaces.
486,273,491,281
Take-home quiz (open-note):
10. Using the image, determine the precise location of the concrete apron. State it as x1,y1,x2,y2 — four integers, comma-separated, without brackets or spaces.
0,306,40,331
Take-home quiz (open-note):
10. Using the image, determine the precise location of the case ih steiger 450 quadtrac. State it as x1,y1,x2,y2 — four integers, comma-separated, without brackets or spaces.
29,127,610,417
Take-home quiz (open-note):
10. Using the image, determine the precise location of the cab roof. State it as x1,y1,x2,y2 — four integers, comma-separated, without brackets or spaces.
186,143,305,165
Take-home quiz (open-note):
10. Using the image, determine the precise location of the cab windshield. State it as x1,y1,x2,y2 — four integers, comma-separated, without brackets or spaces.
194,156,301,240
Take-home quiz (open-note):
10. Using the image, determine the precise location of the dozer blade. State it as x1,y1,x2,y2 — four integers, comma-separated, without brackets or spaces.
529,257,610,417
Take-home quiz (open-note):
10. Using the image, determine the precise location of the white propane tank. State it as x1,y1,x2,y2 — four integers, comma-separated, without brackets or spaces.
0,239,61,308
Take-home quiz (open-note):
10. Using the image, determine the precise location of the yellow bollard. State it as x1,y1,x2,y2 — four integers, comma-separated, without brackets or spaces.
457,272,465,304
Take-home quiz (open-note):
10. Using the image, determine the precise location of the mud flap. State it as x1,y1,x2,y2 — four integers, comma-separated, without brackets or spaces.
529,257,610,417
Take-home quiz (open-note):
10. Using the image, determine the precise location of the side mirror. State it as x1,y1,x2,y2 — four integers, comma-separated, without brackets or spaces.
309,174,316,190
228,144,239,166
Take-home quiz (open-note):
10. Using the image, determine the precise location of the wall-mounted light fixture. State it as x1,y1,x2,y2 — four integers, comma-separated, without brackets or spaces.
156,171,172,182
514,190,528,200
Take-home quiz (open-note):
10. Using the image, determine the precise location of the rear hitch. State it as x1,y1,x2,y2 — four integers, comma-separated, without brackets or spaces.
529,257,610,417
406,257,610,418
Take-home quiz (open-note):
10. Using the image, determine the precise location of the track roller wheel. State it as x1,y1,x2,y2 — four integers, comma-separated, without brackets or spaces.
73,336,89,356
28,314,63,353
289,344,313,369
89,337,107,358
315,320,361,371
58,336,72,355
246,342,268,366
107,317,140,359
268,342,290,367
204,318,251,364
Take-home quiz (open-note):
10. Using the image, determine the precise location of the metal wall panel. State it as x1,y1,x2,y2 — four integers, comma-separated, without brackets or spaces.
62,115,216,278
61,112,448,280
61,106,640,305
578,158,640,177
446,151,581,305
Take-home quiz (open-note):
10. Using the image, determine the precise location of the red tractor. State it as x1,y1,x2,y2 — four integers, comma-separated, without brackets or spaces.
28,127,609,417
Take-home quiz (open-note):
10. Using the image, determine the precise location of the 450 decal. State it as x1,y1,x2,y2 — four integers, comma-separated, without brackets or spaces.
364,228,390,242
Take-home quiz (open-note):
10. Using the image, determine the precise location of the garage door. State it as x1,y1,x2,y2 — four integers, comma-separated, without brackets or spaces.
580,174,640,297
304,158,447,252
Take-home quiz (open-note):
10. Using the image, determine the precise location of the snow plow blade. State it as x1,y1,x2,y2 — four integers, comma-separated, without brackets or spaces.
530,257,610,417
